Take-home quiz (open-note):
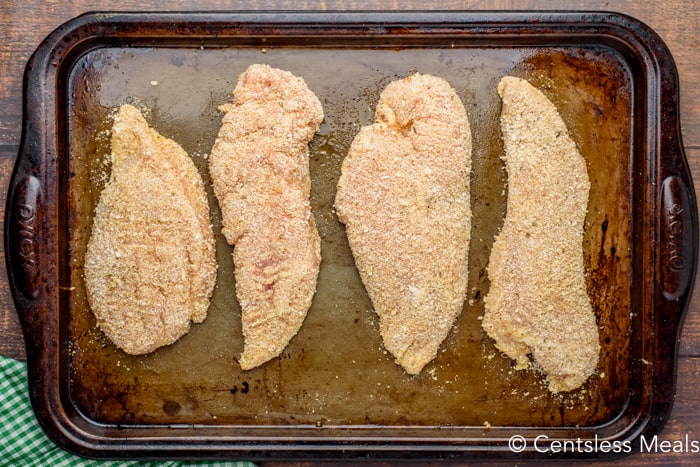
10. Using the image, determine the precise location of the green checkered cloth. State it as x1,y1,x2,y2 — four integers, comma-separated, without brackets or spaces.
0,355,257,467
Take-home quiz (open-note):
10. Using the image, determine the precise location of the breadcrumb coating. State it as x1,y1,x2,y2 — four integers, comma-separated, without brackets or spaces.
336,73,472,375
84,104,217,354
483,76,599,393
209,64,324,370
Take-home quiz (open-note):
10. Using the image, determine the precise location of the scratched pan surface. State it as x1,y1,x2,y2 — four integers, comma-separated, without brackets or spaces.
5,12,697,461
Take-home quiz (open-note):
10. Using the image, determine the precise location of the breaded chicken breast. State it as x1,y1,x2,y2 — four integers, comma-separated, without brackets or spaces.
84,104,217,354
209,64,323,370
335,73,472,375
482,76,599,393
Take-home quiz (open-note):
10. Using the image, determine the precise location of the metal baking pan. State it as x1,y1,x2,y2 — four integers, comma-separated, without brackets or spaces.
5,11,698,461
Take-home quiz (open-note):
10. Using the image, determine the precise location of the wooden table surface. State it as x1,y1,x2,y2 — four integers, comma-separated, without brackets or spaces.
1,1,699,465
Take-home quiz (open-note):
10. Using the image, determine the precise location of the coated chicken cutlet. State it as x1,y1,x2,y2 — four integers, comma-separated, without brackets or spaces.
335,73,472,375
482,76,599,393
84,104,217,354
209,64,324,370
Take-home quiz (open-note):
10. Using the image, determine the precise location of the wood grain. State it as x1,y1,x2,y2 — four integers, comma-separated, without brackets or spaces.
1,1,698,465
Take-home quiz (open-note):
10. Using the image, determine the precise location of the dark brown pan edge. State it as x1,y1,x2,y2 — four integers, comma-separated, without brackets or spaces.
4,10,697,461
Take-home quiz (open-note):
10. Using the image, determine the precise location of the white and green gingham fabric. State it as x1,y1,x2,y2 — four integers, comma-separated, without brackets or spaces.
0,356,257,467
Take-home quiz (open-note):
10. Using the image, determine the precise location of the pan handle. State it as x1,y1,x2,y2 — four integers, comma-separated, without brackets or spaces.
4,140,52,369
646,129,699,435
659,174,697,302
6,173,42,301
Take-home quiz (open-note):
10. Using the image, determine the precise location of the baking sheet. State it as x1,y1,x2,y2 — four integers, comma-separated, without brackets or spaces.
66,44,632,428
9,10,695,460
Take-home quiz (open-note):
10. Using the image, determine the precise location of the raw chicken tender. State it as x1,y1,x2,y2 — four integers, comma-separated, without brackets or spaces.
84,104,217,354
335,73,472,375
483,76,599,393
209,64,324,370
